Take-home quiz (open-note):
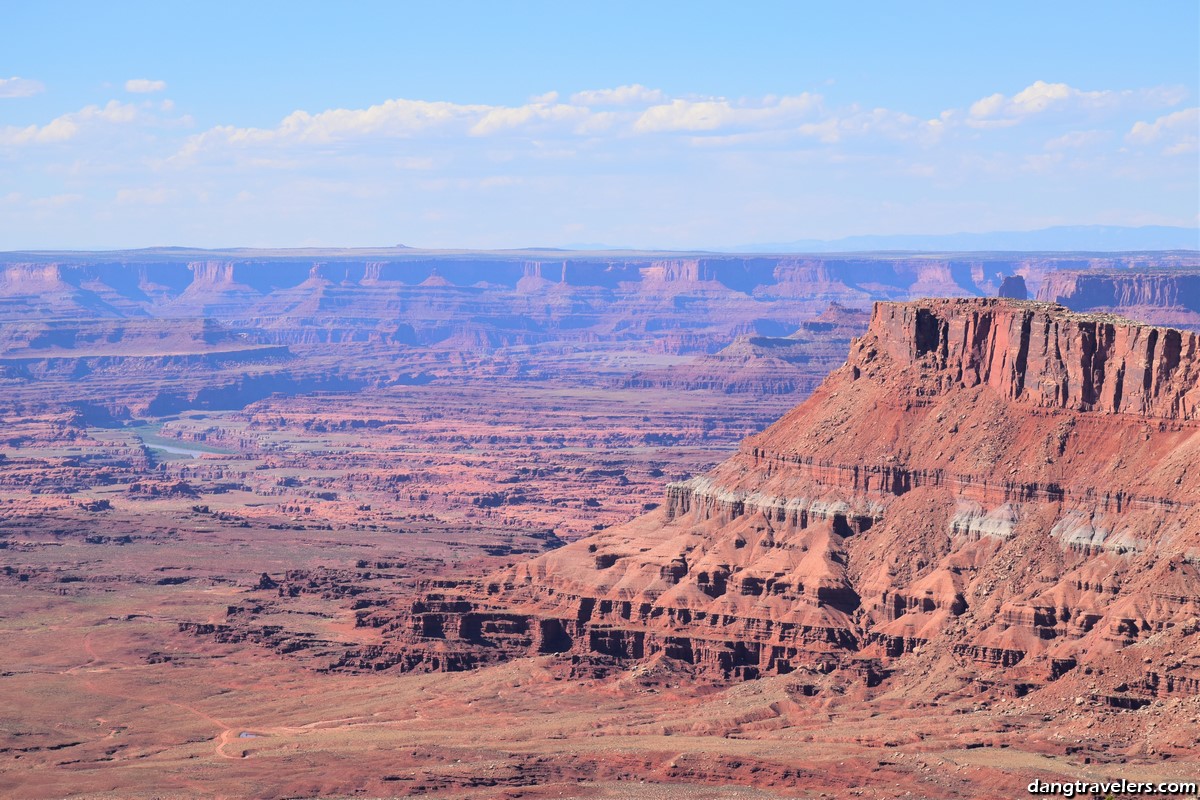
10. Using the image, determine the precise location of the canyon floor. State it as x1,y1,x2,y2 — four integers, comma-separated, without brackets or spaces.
0,379,813,799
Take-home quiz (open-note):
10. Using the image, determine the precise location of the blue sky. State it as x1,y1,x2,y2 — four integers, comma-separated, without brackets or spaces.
2,1,1197,249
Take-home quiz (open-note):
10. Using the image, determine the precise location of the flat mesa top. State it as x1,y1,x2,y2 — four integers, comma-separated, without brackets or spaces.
878,297,1179,331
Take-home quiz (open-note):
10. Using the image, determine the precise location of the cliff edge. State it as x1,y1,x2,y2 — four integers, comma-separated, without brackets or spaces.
863,297,1199,419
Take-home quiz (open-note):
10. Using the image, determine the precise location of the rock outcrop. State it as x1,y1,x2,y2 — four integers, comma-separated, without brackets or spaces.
998,275,1028,299
867,298,1199,419
164,262,262,317
0,263,124,319
1038,269,1200,330
369,299,1200,704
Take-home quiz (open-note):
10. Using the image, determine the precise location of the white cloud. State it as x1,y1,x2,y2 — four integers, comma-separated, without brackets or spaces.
182,98,489,154
126,78,167,93
0,76,45,98
179,92,638,156
966,80,1187,128
5,81,1182,248
0,100,140,146
635,99,737,132
3,77,1196,250
280,99,481,139
176,80,1187,166
1127,107,1199,155
179,82,1125,162
1044,130,1108,150
468,102,589,136
570,84,664,106
634,94,821,133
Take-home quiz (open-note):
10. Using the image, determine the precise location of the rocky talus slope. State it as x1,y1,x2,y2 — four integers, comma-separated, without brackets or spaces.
364,298,1200,705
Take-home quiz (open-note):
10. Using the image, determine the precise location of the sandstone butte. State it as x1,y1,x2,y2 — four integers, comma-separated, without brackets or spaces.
358,297,1200,709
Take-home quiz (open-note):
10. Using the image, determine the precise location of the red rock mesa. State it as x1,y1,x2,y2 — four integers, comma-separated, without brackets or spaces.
366,298,1200,709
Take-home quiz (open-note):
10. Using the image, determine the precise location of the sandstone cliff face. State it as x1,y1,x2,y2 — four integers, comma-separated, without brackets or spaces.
374,299,1200,706
0,263,124,319
0,253,1191,337
187,261,238,286
633,260,730,294
516,262,558,293
1037,270,1200,331
867,298,1200,419
165,261,261,317
0,263,67,292
1039,270,1200,309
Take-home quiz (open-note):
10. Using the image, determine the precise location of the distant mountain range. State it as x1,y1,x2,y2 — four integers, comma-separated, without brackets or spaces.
726,225,1199,253
8,226,1197,260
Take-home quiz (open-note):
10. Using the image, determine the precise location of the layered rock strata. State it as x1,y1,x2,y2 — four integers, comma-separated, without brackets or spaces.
1038,269,1200,330
368,299,1200,702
